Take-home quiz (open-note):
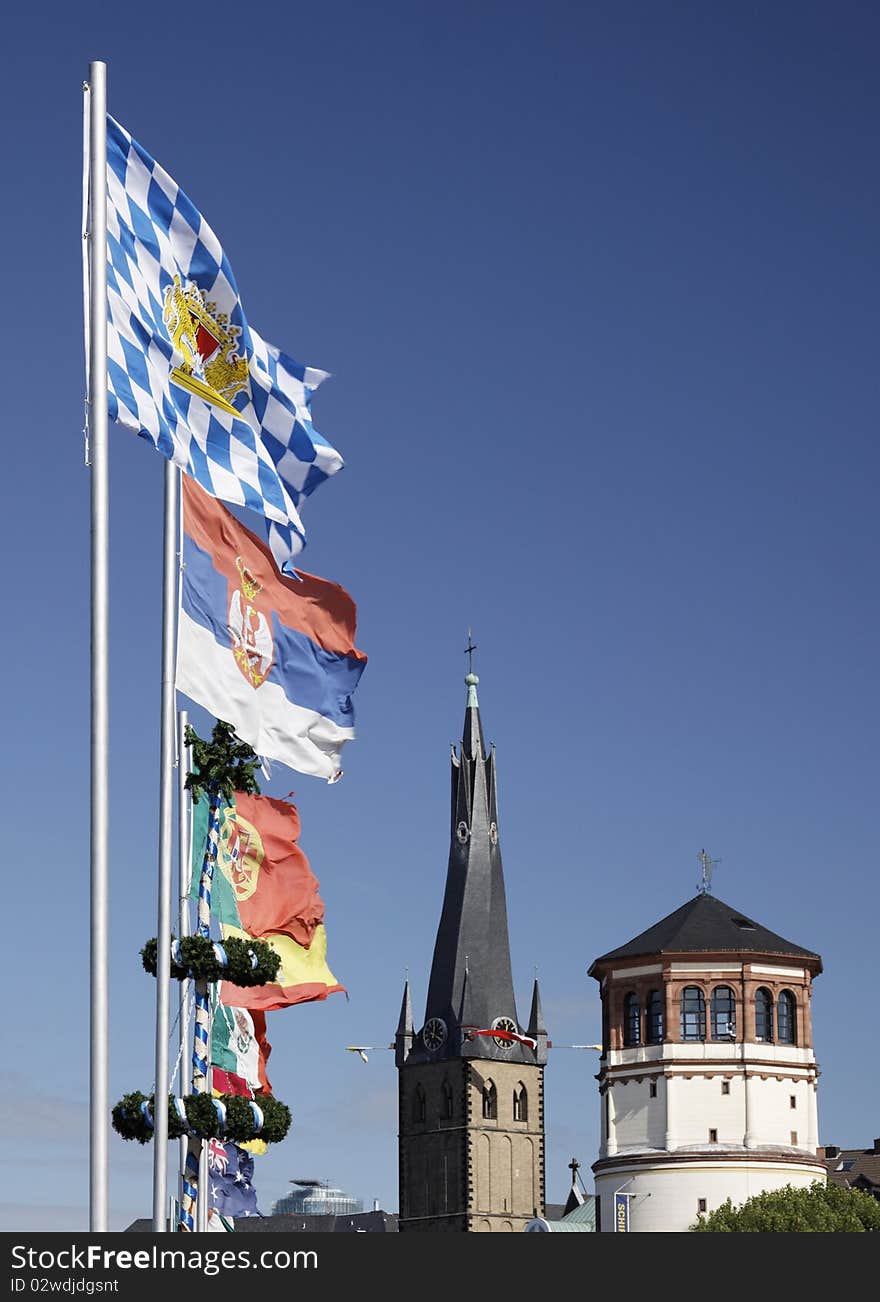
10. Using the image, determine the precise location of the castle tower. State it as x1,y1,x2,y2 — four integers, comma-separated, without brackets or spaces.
396,669,547,1233
588,889,825,1231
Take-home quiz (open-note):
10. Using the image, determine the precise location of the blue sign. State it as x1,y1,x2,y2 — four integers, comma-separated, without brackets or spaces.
614,1192,630,1233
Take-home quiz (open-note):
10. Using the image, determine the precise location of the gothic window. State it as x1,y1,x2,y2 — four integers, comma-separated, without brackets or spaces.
482,1080,497,1120
513,1083,528,1122
413,1083,426,1123
755,988,774,1042
680,986,706,1041
711,986,736,1040
646,989,663,1043
623,992,640,1046
442,1080,453,1120
777,990,797,1045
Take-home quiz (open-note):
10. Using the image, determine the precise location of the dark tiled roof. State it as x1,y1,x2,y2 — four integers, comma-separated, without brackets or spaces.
589,892,821,972
824,1148,880,1195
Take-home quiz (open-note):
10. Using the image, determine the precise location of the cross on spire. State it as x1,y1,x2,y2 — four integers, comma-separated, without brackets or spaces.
464,629,477,674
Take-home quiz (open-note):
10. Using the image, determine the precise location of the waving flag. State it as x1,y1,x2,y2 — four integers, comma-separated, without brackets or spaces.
177,476,367,780
211,999,272,1095
208,1142,261,1219
193,788,345,1011
193,792,325,945
105,116,343,571
220,921,344,1012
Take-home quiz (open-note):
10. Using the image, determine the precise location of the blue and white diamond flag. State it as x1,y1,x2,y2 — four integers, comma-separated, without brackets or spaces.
104,115,343,572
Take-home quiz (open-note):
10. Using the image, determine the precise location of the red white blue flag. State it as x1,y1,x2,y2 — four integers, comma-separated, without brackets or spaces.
176,476,367,781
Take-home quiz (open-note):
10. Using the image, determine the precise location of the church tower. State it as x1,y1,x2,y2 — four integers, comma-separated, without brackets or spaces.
396,667,547,1233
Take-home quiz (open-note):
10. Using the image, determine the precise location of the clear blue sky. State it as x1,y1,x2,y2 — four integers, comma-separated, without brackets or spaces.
3,1,878,1230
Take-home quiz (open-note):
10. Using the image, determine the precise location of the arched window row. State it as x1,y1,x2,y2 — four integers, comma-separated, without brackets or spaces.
411,1079,456,1124
617,984,800,1046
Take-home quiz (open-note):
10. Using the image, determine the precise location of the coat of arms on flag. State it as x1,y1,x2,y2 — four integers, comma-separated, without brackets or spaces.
177,476,367,781
229,558,274,689
105,116,344,572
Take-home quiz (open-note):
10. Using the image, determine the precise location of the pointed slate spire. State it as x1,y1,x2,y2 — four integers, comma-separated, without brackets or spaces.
413,667,532,1065
395,978,414,1067
562,1158,586,1216
527,978,549,1065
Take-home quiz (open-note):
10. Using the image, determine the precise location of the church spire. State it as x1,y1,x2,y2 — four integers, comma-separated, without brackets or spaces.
394,977,413,1067
527,977,549,1065
415,660,531,1064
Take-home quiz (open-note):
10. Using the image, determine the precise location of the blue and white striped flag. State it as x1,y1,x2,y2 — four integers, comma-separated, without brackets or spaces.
104,116,343,572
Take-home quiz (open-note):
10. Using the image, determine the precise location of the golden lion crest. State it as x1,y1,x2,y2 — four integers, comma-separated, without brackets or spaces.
162,275,249,416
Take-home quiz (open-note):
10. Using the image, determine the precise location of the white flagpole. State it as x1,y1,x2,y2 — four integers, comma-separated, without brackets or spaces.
177,708,192,1213
152,461,180,1229
86,59,109,1234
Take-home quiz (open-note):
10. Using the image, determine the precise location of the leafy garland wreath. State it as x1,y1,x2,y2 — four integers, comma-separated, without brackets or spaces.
112,1091,292,1145
140,934,281,986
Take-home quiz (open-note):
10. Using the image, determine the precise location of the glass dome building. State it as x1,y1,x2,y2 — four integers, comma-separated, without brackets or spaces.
271,1179,363,1218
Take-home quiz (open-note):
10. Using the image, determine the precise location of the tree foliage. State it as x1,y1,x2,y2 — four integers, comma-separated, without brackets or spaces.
184,719,261,804
691,1181,880,1232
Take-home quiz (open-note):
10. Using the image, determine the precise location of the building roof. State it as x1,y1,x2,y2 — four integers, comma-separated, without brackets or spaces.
823,1142,880,1197
124,1210,398,1233
524,1196,596,1232
589,891,822,974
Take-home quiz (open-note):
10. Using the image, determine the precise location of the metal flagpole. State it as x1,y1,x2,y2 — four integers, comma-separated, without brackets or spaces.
177,709,192,1217
86,59,109,1234
152,461,180,1229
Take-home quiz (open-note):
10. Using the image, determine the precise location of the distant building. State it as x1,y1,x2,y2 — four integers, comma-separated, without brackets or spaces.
271,1178,362,1217
589,890,826,1232
525,1158,597,1232
126,1178,394,1234
821,1140,880,1201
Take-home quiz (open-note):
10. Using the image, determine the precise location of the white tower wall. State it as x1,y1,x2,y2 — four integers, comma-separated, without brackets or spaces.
590,942,824,1232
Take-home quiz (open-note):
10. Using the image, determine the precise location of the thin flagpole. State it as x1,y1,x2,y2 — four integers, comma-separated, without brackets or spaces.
152,461,180,1229
86,59,109,1234
177,708,191,1213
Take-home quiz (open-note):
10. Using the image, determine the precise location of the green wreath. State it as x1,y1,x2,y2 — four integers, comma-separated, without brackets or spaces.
141,934,281,986
111,1091,292,1145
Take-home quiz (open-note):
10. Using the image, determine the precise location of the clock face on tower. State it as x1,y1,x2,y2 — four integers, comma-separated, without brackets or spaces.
492,1016,518,1048
422,1017,447,1052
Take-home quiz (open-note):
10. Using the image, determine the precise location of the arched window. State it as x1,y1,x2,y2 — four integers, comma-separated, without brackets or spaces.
623,992,641,1046
680,986,706,1041
755,988,773,1042
777,990,797,1045
442,1080,453,1120
711,986,736,1040
646,989,664,1043
413,1083,426,1123
513,1083,528,1122
482,1080,497,1120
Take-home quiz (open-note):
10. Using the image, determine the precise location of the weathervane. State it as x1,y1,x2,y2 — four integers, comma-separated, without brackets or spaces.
697,848,721,895
464,628,477,674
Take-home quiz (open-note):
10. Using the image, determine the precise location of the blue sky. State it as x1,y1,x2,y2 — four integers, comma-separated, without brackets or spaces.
2,1,878,1230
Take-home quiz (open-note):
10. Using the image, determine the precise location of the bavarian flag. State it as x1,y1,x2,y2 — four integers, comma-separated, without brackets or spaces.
192,790,344,1010
105,116,344,574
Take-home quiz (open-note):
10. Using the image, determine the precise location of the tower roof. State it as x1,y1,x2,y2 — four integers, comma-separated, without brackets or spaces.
588,892,822,975
409,669,534,1065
